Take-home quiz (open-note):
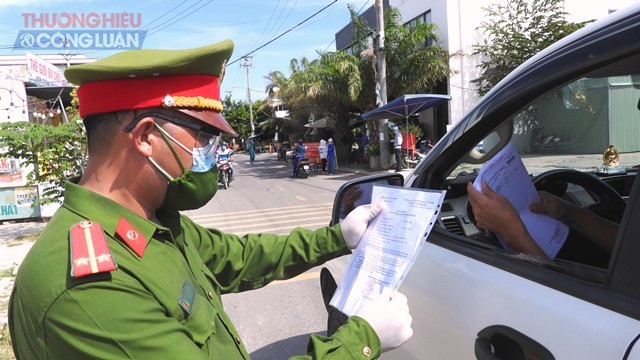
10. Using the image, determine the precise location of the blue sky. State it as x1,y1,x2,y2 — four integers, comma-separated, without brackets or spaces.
0,0,370,101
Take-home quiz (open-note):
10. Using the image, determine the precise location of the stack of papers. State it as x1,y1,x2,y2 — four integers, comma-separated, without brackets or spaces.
330,185,446,316
472,143,568,258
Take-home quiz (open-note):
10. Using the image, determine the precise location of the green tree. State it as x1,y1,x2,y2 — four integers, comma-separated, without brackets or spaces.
0,120,86,206
221,95,269,146
472,0,590,96
272,6,450,163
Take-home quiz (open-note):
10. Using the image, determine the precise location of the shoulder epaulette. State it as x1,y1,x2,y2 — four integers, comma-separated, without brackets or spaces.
69,220,117,278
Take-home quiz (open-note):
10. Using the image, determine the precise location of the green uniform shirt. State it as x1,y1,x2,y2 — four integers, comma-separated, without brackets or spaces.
10,181,381,359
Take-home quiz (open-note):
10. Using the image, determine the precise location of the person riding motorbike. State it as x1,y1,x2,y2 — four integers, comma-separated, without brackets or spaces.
216,141,234,180
291,138,306,177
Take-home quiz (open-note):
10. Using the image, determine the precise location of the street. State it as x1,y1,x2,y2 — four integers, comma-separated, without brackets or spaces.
184,151,372,359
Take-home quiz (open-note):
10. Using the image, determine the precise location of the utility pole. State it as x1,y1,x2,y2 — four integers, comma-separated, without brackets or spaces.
375,0,390,168
241,56,255,137
58,38,75,68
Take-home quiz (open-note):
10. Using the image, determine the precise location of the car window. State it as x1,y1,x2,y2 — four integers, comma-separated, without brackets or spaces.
439,55,640,274
451,73,640,179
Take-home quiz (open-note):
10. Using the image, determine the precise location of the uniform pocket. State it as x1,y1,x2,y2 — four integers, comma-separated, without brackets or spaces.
182,292,217,346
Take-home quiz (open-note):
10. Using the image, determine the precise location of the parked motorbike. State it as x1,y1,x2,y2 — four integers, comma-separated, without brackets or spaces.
530,127,561,153
218,159,233,189
295,157,311,178
401,150,426,169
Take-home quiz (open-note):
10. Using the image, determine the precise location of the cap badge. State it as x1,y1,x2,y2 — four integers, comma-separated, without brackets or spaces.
163,95,175,107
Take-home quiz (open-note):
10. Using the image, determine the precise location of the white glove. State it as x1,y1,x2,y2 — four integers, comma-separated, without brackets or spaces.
340,202,383,249
355,292,413,352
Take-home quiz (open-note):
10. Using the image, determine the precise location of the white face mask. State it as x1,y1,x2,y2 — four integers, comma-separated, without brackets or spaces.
153,123,219,175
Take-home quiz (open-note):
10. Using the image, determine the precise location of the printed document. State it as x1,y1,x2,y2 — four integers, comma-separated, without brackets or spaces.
330,185,446,316
472,143,568,258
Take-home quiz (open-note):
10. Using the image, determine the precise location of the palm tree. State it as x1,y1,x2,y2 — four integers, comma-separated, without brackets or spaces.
265,6,451,164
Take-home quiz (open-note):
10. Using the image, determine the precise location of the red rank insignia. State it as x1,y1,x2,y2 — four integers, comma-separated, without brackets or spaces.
115,217,148,258
70,220,117,278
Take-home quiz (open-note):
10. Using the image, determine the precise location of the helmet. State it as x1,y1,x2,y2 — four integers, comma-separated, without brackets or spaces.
221,141,228,146
298,138,304,143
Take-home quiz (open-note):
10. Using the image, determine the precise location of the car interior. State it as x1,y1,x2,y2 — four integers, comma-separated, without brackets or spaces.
331,53,640,287
430,55,640,281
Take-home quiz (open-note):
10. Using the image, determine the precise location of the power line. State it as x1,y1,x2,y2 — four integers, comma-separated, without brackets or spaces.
228,0,338,65
143,0,189,28
323,0,371,52
145,0,214,37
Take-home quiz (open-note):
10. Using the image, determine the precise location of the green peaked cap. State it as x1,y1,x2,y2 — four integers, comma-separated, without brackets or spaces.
64,39,234,85
64,39,238,136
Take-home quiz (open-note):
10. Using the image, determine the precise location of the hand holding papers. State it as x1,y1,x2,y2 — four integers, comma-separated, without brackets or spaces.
330,185,446,316
472,143,569,258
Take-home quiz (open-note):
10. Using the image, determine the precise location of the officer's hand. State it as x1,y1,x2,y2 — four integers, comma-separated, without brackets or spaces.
340,202,383,249
355,292,413,352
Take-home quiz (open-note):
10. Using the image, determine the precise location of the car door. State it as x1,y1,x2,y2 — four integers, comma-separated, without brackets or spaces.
390,8,640,358
326,6,640,359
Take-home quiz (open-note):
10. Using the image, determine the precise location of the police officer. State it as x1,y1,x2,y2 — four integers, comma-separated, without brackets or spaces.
9,40,412,359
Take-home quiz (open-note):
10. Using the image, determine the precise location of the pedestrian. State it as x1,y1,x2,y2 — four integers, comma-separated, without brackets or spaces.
247,138,256,164
291,138,306,177
361,130,369,155
392,126,403,172
327,138,336,175
9,40,412,359
319,139,328,172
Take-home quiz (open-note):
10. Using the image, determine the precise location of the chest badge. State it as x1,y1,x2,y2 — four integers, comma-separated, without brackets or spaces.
179,281,197,317
70,220,117,278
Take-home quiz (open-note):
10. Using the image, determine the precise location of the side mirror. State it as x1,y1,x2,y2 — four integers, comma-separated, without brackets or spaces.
330,173,404,225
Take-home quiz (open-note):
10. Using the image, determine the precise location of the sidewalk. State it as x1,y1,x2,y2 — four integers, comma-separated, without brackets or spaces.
0,220,46,327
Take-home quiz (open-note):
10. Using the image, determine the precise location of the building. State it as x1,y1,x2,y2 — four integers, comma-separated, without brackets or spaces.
335,0,639,140
0,52,97,221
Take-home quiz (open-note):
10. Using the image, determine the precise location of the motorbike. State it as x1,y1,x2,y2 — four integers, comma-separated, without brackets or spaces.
401,150,426,169
530,127,561,153
295,157,311,178
217,159,233,189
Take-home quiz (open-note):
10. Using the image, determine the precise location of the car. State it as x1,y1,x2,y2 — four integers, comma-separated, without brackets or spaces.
320,4,640,359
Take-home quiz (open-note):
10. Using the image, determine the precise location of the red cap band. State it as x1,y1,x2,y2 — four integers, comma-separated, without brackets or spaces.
77,74,221,118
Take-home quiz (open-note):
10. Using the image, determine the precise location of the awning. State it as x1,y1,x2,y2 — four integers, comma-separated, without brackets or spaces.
25,86,75,106
304,117,336,129
360,94,451,121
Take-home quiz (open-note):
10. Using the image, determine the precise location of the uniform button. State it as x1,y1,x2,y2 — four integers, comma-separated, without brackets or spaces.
362,346,371,357
207,291,214,299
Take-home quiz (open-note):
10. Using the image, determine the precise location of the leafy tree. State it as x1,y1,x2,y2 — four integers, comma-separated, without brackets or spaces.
271,6,450,163
472,0,590,96
0,120,86,206
221,96,269,147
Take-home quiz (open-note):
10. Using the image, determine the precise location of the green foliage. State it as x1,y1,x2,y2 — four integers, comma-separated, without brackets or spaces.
472,0,590,96
221,96,270,144
401,122,424,138
366,142,380,156
0,120,87,206
272,6,450,162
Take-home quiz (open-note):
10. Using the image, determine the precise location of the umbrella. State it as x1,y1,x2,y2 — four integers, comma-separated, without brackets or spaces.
304,117,336,129
360,94,452,121
361,94,451,151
